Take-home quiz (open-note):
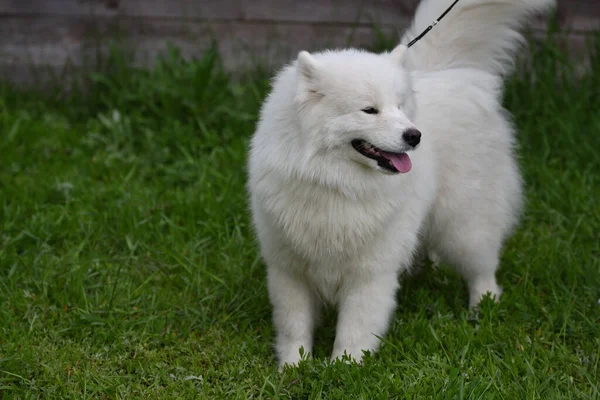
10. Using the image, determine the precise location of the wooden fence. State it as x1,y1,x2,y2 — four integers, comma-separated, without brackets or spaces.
1,0,599,85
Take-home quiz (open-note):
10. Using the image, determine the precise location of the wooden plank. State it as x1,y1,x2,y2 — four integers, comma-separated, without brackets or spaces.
0,16,402,73
0,0,417,26
3,0,600,31
0,0,597,87
0,63,83,88
555,0,600,32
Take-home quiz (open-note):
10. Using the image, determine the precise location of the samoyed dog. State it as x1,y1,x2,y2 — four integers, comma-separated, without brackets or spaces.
248,0,555,366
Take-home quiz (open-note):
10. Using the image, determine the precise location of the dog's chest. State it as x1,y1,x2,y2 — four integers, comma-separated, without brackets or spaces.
263,182,396,262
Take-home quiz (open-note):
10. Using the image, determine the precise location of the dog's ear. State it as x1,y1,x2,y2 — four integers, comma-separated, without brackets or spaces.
389,44,408,66
295,51,324,107
297,51,319,81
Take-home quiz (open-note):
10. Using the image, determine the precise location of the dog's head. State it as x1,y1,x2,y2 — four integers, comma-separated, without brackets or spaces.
293,45,420,174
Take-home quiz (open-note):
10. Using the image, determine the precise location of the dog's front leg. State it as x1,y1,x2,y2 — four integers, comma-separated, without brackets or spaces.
267,265,320,368
331,272,399,363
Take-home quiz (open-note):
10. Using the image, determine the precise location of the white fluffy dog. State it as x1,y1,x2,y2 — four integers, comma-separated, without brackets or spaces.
248,0,555,367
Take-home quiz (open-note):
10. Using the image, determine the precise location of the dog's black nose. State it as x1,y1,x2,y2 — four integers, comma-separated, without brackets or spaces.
402,129,421,148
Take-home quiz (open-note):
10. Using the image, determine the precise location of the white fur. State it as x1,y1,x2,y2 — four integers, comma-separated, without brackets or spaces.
247,0,556,367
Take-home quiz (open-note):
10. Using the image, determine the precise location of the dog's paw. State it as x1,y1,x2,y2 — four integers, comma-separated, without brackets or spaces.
277,346,311,371
469,280,502,308
330,348,368,365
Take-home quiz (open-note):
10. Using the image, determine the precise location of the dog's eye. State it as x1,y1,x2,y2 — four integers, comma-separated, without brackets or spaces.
362,107,379,115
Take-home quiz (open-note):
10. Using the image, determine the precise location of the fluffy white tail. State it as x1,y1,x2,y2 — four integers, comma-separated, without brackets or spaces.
400,0,556,76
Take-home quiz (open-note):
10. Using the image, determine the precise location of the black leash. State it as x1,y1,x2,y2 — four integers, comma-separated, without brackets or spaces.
407,0,461,48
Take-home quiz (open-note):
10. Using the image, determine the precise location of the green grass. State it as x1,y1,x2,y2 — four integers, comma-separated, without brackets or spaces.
1,33,599,398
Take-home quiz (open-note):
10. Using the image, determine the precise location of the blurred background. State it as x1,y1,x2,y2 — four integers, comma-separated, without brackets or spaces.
1,0,599,86
1,2,599,397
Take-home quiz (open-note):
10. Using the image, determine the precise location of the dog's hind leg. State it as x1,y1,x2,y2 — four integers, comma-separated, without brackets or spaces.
432,224,505,308
452,241,503,308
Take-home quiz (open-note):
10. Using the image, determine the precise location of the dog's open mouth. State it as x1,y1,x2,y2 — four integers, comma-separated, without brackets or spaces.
351,139,412,173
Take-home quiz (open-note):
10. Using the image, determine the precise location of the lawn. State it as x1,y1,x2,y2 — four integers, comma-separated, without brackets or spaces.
0,32,599,398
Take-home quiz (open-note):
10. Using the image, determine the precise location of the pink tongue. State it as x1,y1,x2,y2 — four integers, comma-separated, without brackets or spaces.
381,152,412,173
